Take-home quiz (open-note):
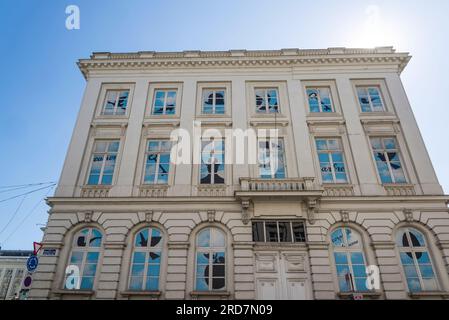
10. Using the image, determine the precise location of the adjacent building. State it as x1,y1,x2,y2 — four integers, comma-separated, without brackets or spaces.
0,250,33,300
29,47,449,300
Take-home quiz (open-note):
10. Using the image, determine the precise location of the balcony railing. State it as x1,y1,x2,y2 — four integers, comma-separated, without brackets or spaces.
236,177,323,199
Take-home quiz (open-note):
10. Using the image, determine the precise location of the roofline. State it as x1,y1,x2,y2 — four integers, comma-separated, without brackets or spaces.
77,47,411,80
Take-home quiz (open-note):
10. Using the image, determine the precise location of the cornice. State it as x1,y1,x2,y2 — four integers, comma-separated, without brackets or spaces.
77,47,411,79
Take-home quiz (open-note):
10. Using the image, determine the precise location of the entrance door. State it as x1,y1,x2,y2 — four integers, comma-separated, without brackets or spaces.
255,251,309,300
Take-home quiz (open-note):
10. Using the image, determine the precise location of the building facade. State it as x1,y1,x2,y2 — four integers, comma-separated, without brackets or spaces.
0,250,33,300
29,47,449,300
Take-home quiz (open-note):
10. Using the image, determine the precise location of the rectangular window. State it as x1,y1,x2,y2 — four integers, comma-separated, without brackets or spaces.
200,139,225,184
356,86,384,112
152,89,177,115
102,90,129,115
143,140,172,184
306,87,334,112
258,138,286,178
87,141,119,185
202,89,225,114
315,138,348,183
370,137,406,184
255,88,279,113
252,221,306,243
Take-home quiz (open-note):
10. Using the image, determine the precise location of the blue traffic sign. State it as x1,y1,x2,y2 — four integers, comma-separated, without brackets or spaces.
26,255,39,273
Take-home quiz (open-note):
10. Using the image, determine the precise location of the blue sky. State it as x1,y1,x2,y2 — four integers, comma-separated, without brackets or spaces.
0,0,448,250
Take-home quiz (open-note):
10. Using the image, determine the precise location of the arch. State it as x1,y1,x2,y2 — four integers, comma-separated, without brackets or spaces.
119,222,168,293
327,222,377,293
61,223,105,291
394,224,441,292
186,221,234,295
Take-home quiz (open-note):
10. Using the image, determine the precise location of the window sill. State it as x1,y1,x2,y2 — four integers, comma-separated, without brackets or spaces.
190,291,231,298
120,290,161,297
53,289,94,296
408,291,449,299
337,291,382,299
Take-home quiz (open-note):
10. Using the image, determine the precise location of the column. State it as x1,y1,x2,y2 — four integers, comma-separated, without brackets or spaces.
385,74,443,195
336,76,382,195
55,78,102,197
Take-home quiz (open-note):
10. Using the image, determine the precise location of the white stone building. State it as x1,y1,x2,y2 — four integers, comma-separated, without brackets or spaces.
29,47,449,300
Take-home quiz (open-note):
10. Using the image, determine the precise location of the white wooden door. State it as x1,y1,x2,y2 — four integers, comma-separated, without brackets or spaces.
255,251,309,300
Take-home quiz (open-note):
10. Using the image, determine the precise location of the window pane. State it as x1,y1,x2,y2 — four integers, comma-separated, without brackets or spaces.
331,228,345,247
147,264,160,277
346,228,362,248
292,222,306,242
212,230,225,247
131,264,145,277
212,277,225,290
196,252,209,264
80,277,94,290
133,252,146,264
350,252,364,265
252,222,264,242
197,229,211,247
150,228,162,247
278,222,292,242
90,229,102,247
334,252,348,264
146,277,159,291
129,277,143,290
196,277,209,291
135,229,149,247
86,252,99,263
265,222,278,242
70,252,84,264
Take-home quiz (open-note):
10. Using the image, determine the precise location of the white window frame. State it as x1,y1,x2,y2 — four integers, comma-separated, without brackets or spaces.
315,138,349,184
194,228,227,292
254,87,280,114
101,89,130,115
356,86,385,112
369,137,407,184
331,227,369,292
306,87,335,113
397,228,439,292
257,138,286,178
143,140,171,185
152,89,178,115
200,138,225,185
86,140,120,185
128,227,163,291
65,228,102,291
202,88,226,114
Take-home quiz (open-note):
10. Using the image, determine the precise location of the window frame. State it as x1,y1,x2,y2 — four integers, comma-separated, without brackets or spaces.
251,220,306,243
64,227,103,291
86,140,120,186
257,138,287,179
201,88,226,115
369,136,408,184
101,89,130,116
128,227,164,292
95,83,134,118
142,140,172,185
199,138,225,185
356,85,385,113
315,138,349,184
152,89,178,115
396,227,440,293
306,86,335,113
194,227,227,292
330,227,371,293
254,87,280,114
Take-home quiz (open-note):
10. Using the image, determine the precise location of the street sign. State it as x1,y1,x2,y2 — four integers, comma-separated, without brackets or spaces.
22,275,32,289
26,255,39,273
33,242,43,255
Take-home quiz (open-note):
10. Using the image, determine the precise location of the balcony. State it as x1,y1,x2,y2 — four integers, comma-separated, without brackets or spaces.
235,177,323,199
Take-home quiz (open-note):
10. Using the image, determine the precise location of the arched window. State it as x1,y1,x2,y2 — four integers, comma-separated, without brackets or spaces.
65,227,102,290
195,227,226,291
129,227,163,291
396,227,438,292
331,227,369,292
